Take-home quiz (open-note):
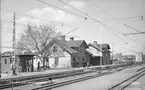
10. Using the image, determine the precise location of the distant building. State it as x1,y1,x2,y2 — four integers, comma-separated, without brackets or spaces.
122,55,135,61
0,51,39,77
48,36,89,68
122,52,143,63
1,51,20,76
1,55,14,76
134,52,143,62
143,54,145,63
88,41,111,65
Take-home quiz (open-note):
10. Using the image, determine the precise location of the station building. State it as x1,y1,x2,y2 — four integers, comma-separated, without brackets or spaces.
0,51,40,77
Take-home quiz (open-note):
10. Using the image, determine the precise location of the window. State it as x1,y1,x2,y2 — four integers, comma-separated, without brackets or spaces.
15,57,17,63
53,46,58,52
73,57,75,62
10,58,12,64
5,59,7,64
46,58,49,62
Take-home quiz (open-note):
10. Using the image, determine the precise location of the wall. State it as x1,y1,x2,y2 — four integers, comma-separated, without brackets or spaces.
135,52,143,62
88,46,102,56
49,44,71,68
49,52,71,68
71,43,89,67
1,56,19,76
102,51,111,65
87,46,102,66
1,56,12,75
33,56,42,70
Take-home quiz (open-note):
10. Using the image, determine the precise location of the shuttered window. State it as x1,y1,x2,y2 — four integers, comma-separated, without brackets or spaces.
5,59,7,64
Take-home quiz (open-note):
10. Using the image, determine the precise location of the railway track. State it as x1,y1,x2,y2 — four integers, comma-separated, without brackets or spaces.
0,70,92,89
108,68,145,90
31,69,116,90
0,64,135,90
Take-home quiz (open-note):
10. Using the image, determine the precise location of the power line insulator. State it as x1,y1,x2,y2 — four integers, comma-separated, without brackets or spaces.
141,16,143,20
84,17,87,19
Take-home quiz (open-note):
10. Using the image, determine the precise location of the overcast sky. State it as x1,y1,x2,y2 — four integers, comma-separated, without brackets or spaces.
1,0,145,54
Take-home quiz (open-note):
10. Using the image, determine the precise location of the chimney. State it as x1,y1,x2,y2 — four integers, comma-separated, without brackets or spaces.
94,41,97,45
70,37,74,41
60,35,66,41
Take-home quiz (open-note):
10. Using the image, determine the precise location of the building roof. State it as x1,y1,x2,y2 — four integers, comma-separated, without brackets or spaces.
49,39,79,55
88,43,110,51
86,48,103,56
97,44,110,49
66,40,88,48
88,43,102,51
85,49,93,56
1,51,36,57
122,55,135,59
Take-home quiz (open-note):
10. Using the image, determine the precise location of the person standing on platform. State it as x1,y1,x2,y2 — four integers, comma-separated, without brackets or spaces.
37,62,40,71
12,64,17,75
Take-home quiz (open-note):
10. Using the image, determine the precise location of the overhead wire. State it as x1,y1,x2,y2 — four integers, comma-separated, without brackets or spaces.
58,0,143,51
37,0,88,19
87,0,144,48
102,15,145,22
124,32,145,35
2,8,80,28
59,0,138,50
87,0,142,33
2,0,142,52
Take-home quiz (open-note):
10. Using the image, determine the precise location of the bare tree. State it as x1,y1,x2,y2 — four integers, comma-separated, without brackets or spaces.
17,24,59,67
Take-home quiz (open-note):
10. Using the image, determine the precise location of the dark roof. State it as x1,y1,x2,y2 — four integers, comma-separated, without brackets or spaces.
66,40,88,48
1,51,36,57
122,55,135,58
85,50,93,56
88,43,102,51
1,51,13,56
97,44,110,49
88,43,110,51
49,39,79,55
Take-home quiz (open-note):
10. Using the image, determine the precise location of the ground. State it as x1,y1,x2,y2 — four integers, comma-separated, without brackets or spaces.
2,65,145,90
124,70,145,90
52,66,144,90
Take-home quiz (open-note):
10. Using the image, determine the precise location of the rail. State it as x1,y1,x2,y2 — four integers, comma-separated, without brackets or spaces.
108,69,145,90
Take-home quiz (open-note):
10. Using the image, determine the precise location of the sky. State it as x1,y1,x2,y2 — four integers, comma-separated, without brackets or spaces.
1,0,145,54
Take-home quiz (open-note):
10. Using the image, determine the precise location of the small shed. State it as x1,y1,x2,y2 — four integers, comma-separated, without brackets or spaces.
17,54,35,72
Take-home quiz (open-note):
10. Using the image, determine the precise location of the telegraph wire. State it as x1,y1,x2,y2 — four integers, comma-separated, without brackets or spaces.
58,0,125,35
2,8,80,28
1,1,142,52
86,0,144,48
102,25,138,52
102,24,128,44
1,18,77,29
124,24,142,33
87,0,142,33
37,0,88,19
124,32,145,35
59,0,89,18
102,15,145,22
58,0,129,41
58,0,143,50
2,1,140,50
125,35,144,47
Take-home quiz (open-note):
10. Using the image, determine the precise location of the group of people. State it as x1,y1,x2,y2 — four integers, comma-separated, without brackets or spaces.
26,60,33,72
37,62,50,71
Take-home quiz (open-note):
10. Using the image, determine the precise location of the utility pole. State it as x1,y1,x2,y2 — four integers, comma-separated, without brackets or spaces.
11,12,16,90
100,15,102,66
0,0,2,78
112,43,114,64
13,12,16,63
12,12,16,74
